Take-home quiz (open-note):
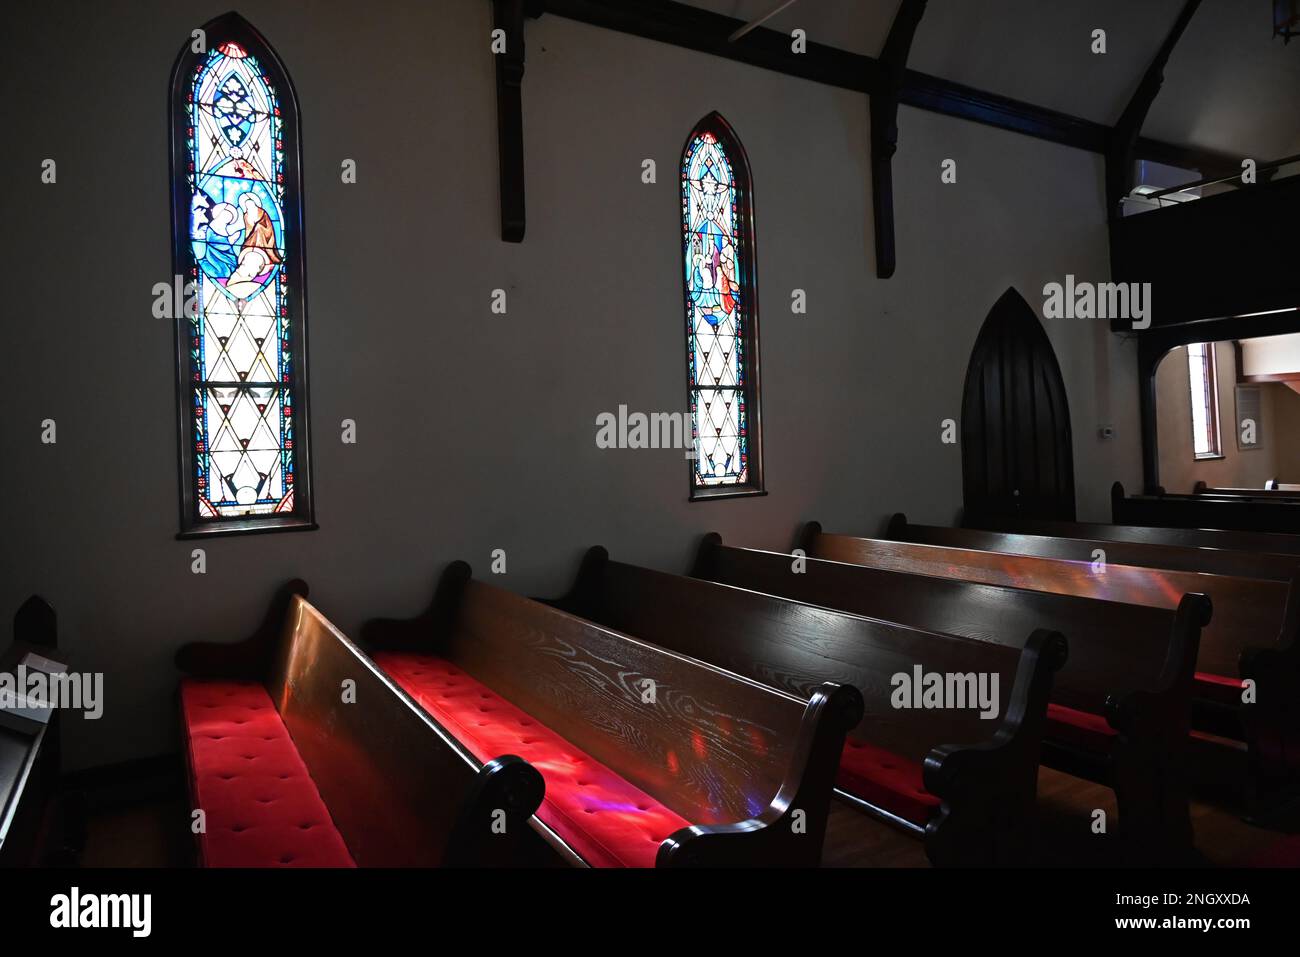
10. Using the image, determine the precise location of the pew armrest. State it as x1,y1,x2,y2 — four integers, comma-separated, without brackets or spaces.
360,562,471,653
794,521,823,554
1099,596,1206,861
1106,592,1208,742
545,546,609,616
654,682,863,867
174,579,308,680
441,755,547,867
921,629,1066,865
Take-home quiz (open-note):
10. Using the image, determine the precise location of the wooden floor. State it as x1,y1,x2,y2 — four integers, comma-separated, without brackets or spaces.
821,766,1296,868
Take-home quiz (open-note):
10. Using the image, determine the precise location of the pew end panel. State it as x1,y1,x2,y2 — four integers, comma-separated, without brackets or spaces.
173,578,309,681
1238,575,1300,799
794,521,823,555
656,681,864,867
357,561,472,654
14,596,57,650
1100,591,1208,862
921,629,1067,867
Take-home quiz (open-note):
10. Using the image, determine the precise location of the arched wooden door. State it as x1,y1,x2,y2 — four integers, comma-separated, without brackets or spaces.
961,287,1076,524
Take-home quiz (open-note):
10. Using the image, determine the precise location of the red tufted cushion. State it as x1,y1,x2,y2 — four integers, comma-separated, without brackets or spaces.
1046,702,1117,753
1195,671,1246,708
180,680,355,868
376,652,691,868
836,737,940,826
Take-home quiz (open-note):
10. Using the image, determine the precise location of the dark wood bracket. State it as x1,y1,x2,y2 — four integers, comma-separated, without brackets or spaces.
493,0,545,242
1105,0,1202,220
870,0,927,279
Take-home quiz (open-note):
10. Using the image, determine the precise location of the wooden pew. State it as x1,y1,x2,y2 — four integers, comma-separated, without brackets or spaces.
175,580,545,867
1112,481,1300,534
547,546,1065,866
971,514,1300,558
692,534,1208,861
360,563,862,867
888,513,1300,583
804,523,1300,807
0,598,63,867
1193,482,1300,500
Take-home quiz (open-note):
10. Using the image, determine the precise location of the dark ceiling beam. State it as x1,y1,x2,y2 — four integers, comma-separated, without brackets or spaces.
540,0,876,92
900,70,1108,153
502,0,1239,247
1105,0,1203,219
871,0,928,279
537,0,1231,174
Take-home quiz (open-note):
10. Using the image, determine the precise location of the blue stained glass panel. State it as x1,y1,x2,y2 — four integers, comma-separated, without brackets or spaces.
682,129,749,487
186,40,294,518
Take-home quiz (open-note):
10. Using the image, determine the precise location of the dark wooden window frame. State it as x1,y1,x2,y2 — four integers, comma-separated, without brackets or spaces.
169,13,316,539
681,112,765,502
1186,342,1223,460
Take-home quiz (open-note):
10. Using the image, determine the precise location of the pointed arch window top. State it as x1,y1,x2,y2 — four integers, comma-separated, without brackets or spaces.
171,14,314,537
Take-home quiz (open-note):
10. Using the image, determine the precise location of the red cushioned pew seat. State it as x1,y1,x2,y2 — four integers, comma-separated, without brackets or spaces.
836,738,940,826
377,652,690,868
180,679,355,868
1046,702,1118,753
1194,671,1246,708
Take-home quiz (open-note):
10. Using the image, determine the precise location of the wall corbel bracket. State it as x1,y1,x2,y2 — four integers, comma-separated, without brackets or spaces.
870,0,927,279
493,0,545,242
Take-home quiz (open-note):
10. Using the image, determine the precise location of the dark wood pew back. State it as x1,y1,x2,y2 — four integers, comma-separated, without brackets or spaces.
452,578,813,826
889,514,1300,583
551,549,1065,865
805,526,1290,680
970,515,1300,558
1113,481,1300,534
693,539,1191,718
1193,482,1300,500
363,566,862,866
554,549,1059,765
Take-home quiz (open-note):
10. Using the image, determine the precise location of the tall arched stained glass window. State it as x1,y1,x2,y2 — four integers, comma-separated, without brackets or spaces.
681,113,764,499
170,14,314,535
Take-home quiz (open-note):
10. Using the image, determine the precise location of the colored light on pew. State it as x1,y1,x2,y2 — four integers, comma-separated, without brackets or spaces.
666,750,680,775
747,727,768,756
691,728,708,759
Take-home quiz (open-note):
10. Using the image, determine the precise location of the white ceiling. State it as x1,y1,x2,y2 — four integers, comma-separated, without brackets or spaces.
676,0,1300,159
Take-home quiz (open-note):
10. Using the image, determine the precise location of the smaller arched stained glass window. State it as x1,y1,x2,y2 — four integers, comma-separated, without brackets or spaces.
681,113,763,498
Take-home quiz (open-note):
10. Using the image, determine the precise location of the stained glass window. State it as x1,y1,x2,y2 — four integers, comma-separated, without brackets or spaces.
681,114,763,497
171,16,313,534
